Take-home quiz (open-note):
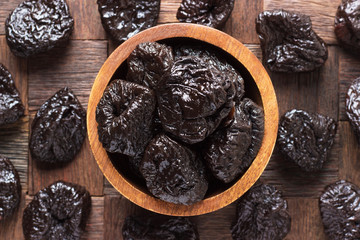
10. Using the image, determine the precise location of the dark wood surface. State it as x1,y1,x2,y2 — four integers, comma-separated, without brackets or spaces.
1,0,358,239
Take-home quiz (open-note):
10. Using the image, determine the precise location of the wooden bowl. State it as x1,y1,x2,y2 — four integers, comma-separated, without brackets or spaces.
87,23,278,216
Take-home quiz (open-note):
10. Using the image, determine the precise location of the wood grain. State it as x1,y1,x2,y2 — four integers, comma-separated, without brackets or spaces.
81,197,104,240
158,0,182,24
264,0,341,45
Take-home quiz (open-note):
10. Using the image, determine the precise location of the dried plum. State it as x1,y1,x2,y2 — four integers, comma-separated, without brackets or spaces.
157,56,235,144
22,181,91,240
335,0,360,55
96,79,156,156
140,134,208,205
97,0,160,43
231,184,291,240
176,0,235,29
122,215,199,240
256,9,328,72
278,109,337,172
5,0,74,58
346,77,360,142
0,64,24,126
127,42,174,89
29,87,86,164
320,180,360,240
0,155,21,220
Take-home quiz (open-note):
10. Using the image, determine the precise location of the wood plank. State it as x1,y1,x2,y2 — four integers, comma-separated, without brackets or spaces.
28,40,107,196
158,0,182,24
0,0,22,35
264,0,341,45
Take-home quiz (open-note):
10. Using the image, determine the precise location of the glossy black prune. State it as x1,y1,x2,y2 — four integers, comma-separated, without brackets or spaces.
30,87,86,164
5,0,74,58
231,184,291,240
122,215,199,240
140,134,208,205
320,180,360,240
127,42,174,89
256,9,328,72
157,56,235,144
278,109,337,172
97,0,160,43
96,80,156,156
0,64,24,126
346,77,360,142
0,156,21,221
22,181,91,240
335,0,360,55
176,0,235,29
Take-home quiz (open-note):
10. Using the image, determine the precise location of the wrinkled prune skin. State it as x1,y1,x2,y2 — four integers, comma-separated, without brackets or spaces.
22,181,91,240
335,0,360,55
0,156,21,221
203,102,252,183
174,45,245,103
5,0,74,58
346,77,360,142
278,109,337,172
30,87,86,164
231,184,291,240
140,134,208,205
122,216,199,240
127,42,174,89
256,9,328,72
97,0,160,43
176,0,234,29
157,56,235,144
320,180,360,240
96,80,156,157
0,64,24,126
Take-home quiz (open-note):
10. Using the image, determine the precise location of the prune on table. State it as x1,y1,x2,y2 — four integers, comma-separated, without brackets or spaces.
278,109,337,172
256,9,328,72
122,215,199,240
0,64,24,126
96,79,156,157
127,42,174,89
30,87,86,164
140,134,208,205
0,155,21,221
5,0,74,58
319,180,360,240
176,0,235,29
231,184,291,240
97,0,160,43
22,181,91,240
157,56,235,144
335,0,360,55
346,77,360,142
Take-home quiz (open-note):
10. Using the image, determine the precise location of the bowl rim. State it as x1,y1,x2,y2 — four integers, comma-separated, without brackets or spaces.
87,23,278,216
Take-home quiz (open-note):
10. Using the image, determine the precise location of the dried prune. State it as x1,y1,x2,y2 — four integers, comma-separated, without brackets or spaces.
0,64,24,126
319,180,360,240
278,109,337,172
22,181,91,240
122,215,199,240
30,87,86,164
0,156,21,221
127,42,174,89
231,184,291,240
140,134,208,205
176,0,234,29
157,56,235,144
97,0,160,43
5,0,74,58
96,79,156,156
256,9,328,72
203,102,252,183
346,77,360,142
335,0,360,55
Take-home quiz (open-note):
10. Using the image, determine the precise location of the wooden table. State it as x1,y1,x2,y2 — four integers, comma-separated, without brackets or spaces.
0,0,356,239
